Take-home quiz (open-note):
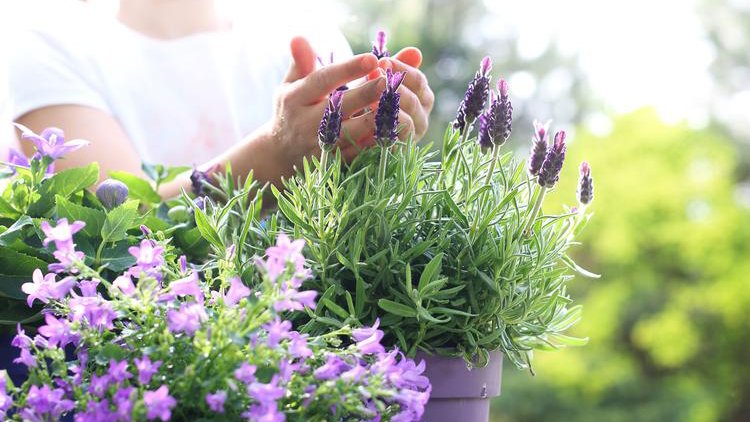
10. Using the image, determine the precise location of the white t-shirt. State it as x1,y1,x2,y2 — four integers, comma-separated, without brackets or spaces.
9,1,352,166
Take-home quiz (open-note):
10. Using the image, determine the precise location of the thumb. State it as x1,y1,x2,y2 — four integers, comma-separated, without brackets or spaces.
394,47,423,68
284,36,317,83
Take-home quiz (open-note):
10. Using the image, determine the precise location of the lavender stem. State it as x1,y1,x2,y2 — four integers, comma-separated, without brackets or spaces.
523,186,547,237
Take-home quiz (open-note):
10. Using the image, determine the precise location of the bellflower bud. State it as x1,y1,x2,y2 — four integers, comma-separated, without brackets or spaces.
537,131,567,188
477,79,513,153
528,120,550,176
375,69,406,147
578,161,594,205
454,56,492,134
190,167,210,196
96,179,129,210
372,30,389,59
318,91,344,150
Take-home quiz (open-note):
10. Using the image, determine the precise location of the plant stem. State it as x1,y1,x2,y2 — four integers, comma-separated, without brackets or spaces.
318,148,329,229
377,145,388,192
484,144,501,186
450,124,471,188
95,241,107,266
523,185,547,237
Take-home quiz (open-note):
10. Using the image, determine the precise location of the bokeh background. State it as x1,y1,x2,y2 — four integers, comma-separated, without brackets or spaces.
335,0,750,421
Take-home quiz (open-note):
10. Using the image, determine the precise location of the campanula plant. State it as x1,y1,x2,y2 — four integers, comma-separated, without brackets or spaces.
0,225,430,421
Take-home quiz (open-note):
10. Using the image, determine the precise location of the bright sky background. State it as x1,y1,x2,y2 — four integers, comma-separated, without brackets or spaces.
482,0,717,130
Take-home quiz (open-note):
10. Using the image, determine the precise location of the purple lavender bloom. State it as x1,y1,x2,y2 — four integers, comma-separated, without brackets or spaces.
40,218,85,252
190,167,210,196
578,161,594,205
528,120,550,176
537,131,567,188
352,318,385,355
372,30,389,59
143,385,177,421
454,56,492,134
24,384,74,419
167,302,207,336
37,313,76,348
206,390,227,413
109,359,133,383
234,362,257,384
223,276,251,307
21,269,76,307
263,317,292,348
318,90,344,149
15,124,89,160
128,240,165,280
375,69,406,147
313,354,348,380
135,355,162,385
477,79,513,152
96,179,129,210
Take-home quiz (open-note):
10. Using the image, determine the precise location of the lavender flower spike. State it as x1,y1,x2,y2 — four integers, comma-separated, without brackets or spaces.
190,166,210,196
537,131,567,188
372,30,389,59
375,69,406,147
528,120,550,176
96,179,129,210
454,56,492,134
578,161,594,205
318,91,344,150
477,78,513,152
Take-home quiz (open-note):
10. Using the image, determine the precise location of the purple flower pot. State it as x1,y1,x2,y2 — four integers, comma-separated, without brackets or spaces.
417,350,503,422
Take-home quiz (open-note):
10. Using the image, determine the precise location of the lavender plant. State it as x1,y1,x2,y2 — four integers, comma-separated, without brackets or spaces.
272,54,598,369
0,223,430,421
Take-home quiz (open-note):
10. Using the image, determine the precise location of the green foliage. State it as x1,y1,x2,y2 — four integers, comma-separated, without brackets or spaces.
272,126,593,369
493,109,750,421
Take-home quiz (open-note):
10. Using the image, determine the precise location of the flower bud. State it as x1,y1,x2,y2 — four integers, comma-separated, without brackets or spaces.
318,91,344,149
96,179,129,210
168,205,190,222
477,79,513,153
528,120,550,176
578,161,594,205
190,167,210,196
537,131,567,188
375,69,406,147
372,30,389,59
454,56,492,134
193,196,206,211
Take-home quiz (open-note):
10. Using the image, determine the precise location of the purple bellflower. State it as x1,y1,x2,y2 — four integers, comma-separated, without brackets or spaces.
143,385,177,421
96,179,129,210
454,56,492,134
6,148,54,175
372,30,389,59
578,161,594,205
537,131,567,188
352,318,386,355
21,269,76,307
15,124,89,160
375,69,406,147
477,79,513,153
528,120,550,177
318,90,344,149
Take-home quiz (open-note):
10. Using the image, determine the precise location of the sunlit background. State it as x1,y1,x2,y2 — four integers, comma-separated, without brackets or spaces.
4,0,750,420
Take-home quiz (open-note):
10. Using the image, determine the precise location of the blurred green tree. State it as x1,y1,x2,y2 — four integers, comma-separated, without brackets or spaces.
492,109,750,422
